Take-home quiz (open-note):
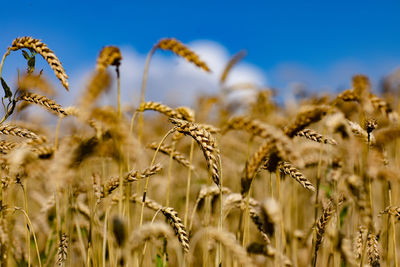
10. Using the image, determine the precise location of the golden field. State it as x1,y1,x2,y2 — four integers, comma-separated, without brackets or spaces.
0,36,398,266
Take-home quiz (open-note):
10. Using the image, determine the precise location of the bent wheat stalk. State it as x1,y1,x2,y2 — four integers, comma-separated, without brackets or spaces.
2,36,68,90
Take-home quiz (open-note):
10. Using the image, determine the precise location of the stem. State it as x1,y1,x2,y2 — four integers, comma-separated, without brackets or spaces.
14,207,42,267
388,182,398,267
137,46,157,143
116,66,121,118
139,128,175,226
184,139,195,226
54,116,63,149
103,207,110,267
166,141,176,207
0,48,11,81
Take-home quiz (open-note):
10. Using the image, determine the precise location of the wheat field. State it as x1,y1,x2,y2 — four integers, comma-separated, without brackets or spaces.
0,36,398,266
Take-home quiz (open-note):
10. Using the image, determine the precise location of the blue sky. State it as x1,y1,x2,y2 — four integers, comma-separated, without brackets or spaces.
1,0,400,104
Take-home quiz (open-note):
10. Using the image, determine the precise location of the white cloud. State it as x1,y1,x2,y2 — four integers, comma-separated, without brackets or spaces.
66,40,268,108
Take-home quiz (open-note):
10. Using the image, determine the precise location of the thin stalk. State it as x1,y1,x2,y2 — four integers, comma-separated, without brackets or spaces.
217,155,223,265
166,141,176,207
388,182,398,267
0,48,11,81
137,46,157,143
54,116,63,149
116,66,121,118
184,139,195,226
14,207,42,267
21,182,31,267
139,128,176,226
102,207,110,267
74,216,87,264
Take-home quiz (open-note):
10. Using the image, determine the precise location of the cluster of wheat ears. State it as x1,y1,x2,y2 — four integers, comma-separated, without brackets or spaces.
0,36,398,267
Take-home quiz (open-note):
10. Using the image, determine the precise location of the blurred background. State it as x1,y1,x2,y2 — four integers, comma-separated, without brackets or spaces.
1,0,400,106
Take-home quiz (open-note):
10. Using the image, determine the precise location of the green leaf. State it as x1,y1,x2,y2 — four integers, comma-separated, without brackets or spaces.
339,205,348,228
22,50,30,60
155,254,164,267
1,78,12,98
27,56,35,73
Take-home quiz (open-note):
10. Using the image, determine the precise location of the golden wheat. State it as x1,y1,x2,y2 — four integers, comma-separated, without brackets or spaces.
155,38,210,72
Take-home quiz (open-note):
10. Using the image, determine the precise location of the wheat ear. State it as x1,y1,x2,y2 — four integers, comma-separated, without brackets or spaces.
138,101,182,119
155,38,210,72
18,74,55,95
146,142,193,169
277,161,315,191
220,50,247,84
0,124,38,139
284,105,329,137
296,128,337,145
190,227,255,267
57,233,68,266
130,194,189,252
96,46,122,70
170,118,221,186
103,164,162,197
17,92,67,116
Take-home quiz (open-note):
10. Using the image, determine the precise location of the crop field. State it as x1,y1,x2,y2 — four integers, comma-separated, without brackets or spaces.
0,36,398,266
